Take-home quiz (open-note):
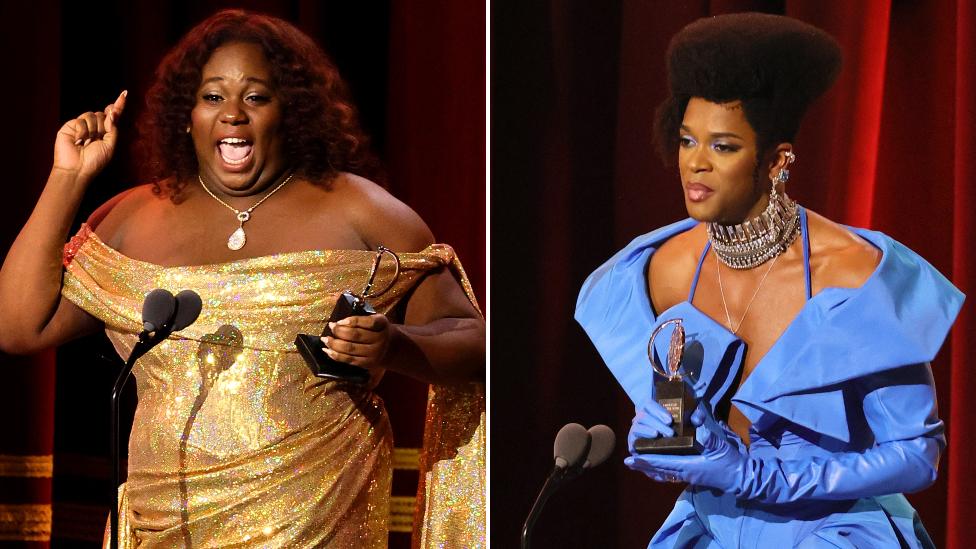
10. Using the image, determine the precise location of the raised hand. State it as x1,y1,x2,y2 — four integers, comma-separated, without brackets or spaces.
53,90,127,182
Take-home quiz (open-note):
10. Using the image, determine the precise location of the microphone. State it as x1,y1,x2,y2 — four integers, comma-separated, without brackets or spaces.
132,289,176,363
521,424,617,548
583,424,616,469
553,423,591,470
111,289,202,549
521,423,591,549
172,290,203,331
141,288,176,333
127,289,202,366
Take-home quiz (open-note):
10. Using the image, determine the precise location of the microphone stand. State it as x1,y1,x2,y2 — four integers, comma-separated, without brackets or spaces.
110,328,168,549
520,465,583,549
110,288,200,548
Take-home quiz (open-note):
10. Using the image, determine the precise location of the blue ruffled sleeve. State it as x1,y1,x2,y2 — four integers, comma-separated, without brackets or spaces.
734,363,945,503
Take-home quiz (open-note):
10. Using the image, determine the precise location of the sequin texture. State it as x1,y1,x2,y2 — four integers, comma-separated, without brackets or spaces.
62,224,484,548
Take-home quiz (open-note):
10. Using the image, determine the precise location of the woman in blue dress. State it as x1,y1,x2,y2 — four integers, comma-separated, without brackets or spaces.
575,13,963,548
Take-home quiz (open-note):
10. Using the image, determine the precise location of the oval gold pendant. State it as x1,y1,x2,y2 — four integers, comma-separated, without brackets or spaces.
227,227,246,250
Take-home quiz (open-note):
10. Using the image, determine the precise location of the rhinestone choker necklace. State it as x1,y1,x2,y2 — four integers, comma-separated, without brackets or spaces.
706,193,800,270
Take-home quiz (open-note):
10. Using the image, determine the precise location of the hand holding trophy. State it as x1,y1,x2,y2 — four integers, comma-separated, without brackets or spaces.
633,319,702,455
295,246,401,384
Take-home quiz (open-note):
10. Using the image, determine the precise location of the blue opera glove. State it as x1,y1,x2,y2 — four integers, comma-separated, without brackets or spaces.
627,395,675,452
625,395,944,503
625,403,746,486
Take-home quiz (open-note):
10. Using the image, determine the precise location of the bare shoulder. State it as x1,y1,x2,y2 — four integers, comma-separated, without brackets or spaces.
90,183,162,248
806,210,882,290
647,223,704,313
330,173,434,252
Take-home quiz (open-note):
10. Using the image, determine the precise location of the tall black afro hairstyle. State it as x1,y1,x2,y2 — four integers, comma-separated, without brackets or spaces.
654,13,842,166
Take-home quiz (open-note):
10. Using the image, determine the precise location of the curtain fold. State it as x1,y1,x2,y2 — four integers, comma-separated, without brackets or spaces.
949,0,976,546
789,0,892,228
0,2,60,546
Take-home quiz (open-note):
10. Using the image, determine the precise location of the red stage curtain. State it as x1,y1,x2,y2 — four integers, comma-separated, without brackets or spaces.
949,0,976,545
492,1,974,547
0,3,483,546
0,2,60,546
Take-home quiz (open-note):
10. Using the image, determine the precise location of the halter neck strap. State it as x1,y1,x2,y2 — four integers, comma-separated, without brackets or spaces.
689,207,812,304
688,240,711,303
800,206,812,300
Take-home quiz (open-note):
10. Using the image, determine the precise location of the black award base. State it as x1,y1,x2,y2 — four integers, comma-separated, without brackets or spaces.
634,378,702,455
295,291,372,385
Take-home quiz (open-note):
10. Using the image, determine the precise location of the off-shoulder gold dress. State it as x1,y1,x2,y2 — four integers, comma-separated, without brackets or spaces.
61,224,484,548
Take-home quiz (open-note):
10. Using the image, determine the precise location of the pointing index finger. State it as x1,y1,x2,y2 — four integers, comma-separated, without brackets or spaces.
105,90,128,132
112,90,127,116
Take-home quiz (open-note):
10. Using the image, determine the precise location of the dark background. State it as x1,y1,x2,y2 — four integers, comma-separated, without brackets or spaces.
0,1,484,546
492,1,976,548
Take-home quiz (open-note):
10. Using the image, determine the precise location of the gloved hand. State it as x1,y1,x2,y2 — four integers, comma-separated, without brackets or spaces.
627,395,676,453
625,399,675,484
625,403,943,503
626,402,745,488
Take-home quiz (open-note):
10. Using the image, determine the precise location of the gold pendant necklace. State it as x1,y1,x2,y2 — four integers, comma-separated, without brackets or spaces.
197,173,295,250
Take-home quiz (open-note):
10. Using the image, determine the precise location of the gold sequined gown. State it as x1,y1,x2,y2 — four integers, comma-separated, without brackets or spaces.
61,224,485,548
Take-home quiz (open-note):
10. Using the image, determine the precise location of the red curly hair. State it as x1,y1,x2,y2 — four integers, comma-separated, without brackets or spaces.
136,9,379,197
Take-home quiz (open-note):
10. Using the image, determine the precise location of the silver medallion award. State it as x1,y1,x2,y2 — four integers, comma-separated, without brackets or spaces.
634,318,703,455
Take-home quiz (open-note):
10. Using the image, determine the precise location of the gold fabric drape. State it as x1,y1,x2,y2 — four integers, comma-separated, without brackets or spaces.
62,224,484,548
413,256,485,548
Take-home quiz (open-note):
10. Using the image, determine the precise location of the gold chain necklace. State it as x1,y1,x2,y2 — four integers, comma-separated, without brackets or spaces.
715,248,779,334
197,172,294,250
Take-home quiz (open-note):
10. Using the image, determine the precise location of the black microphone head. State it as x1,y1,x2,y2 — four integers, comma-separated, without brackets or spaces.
553,423,590,470
583,425,616,469
142,289,176,332
172,290,203,331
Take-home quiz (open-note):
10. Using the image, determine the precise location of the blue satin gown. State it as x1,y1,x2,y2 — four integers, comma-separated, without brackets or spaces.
575,209,964,548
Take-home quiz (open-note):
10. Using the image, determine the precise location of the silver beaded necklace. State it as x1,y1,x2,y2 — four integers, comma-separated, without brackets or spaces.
705,191,801,270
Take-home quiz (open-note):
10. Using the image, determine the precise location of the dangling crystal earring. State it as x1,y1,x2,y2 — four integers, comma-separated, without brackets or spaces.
708,149,800,269
771,151,796,200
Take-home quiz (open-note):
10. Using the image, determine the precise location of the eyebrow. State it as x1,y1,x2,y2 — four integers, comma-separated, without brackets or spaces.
679,125,744,140
201,76,271,86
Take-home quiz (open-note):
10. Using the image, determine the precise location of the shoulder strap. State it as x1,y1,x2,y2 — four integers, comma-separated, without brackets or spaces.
688,241,711,302
800,207,812,300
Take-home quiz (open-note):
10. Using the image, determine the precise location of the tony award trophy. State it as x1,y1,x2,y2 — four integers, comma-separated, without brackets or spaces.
295,246,400,385
634,318,702,455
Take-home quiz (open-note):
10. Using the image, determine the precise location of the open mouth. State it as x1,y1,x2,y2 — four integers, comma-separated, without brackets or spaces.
216,137,254,168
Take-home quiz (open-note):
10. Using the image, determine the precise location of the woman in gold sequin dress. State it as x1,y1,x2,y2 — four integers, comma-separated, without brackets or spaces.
0,10,485,548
